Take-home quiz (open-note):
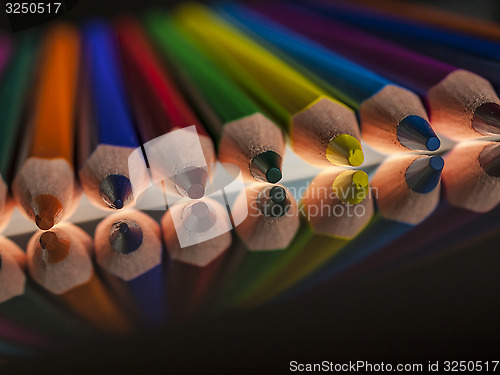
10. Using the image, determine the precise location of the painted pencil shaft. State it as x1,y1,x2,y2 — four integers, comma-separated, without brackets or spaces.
0,32,11,74
162,197,232,317
79,21,139,210
311,0,500,61
13,24,80,230
145,13,285,183
0,317,56,350
221,3,439,154
0,33,38,232
351,0,500,44
27,223,133,335
94,210,166,328
263,3,500,140
174,4,363,167
114,17,216,198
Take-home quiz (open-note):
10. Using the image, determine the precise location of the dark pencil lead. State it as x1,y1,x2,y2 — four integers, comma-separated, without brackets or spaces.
405,155,444,194
110,220,143,255
100,174,133,210
472,102,500,135
479,142,500,178
257,185,291,218
33,194,63,230
250,151,283,183
175,167,208,199
183,201,217,233
397,115,440,152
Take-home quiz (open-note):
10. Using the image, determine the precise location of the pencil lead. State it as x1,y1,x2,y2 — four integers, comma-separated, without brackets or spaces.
479,142,500,177
183,201,217,232
332,170,370,205
33,194,63,230
326,134,364,167
100,174,133,210
397,115,440,151
250,150,283,183
39,231,70,264
472,102,500,135
405,155,444,194
109,220,143,254
175,167,208,199
257,185,291,218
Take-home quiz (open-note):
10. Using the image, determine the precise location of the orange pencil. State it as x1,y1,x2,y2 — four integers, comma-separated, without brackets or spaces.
26,223,133,336
13,23,80,230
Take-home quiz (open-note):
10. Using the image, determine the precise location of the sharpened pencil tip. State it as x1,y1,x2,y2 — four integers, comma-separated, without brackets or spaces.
257,185,291,218
183,201,217,233
250,151,283,183
326,134,364,167
479,142,500,178
39,231,70,264
100,174,133,210
110,220,143,254
175,167,208,199
397,115,440,152
472,102,500,135
405,155,444,194
332,170,369,205
33,194,63,230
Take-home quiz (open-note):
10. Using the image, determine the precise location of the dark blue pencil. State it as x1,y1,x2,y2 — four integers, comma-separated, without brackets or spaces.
78,20,141,211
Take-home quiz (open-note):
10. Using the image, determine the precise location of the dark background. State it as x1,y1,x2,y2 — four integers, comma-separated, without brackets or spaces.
1,0,500,373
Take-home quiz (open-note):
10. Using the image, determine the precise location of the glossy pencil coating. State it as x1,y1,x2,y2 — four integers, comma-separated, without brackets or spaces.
0,33,38,232
79,20,140,210
221,3,439,153
145,13,285,182
13,24,80,230
260,3,500,140
115,17,217,197
174,4,363,167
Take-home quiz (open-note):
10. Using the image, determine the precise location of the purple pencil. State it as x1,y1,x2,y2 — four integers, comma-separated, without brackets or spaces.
249,3,500,141
0,33,12,74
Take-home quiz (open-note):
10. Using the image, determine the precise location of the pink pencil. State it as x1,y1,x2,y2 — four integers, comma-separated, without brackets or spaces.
0,33,12,74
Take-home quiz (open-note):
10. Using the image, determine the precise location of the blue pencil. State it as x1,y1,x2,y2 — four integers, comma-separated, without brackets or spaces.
219,3,439,154
275,154,444,303
78,20,141,211
301,1,500,93
307,0,500,61
94,210,168,329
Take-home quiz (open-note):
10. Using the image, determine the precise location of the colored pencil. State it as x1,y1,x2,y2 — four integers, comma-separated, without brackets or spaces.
115,17,217,199
94,210,167,328
162,197,232,318
259,4,500,141
145,13,285,184
296,1,500,93
274,154,444,303
0,32,11,73
78,21,140,210
309,0,500,61
26,223,133,335
12,24,81,230
0,316,56,351
209,184,299,312
220,3,440,154
352,0,500,43
235,168,374,309
0,236,93,342
0,33,38,232
442,141,500,213
174,4,364,167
